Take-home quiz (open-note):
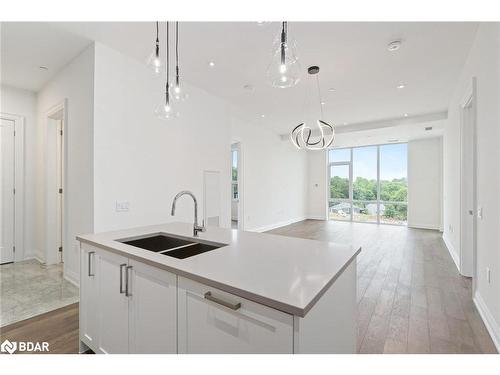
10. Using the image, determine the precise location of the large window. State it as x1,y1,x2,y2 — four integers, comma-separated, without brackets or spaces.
328,143,408,225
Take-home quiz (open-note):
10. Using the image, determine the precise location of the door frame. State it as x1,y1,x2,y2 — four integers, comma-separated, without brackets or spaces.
230,141,244,230
459,77,477,282
327,157,353,221
0,112,25,262
45,99,68,265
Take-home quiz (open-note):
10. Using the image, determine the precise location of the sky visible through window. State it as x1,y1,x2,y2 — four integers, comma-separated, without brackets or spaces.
329,144,408,181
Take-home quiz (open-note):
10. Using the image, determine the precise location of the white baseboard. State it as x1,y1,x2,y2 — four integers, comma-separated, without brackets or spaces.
306,215,327,221
64,269,80,288
250,217,307,233
408,222,440,231
473,292,500,352
442,233,460,272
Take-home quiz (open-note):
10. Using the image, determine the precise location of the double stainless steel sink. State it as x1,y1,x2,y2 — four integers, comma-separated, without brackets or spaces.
118,233,226,259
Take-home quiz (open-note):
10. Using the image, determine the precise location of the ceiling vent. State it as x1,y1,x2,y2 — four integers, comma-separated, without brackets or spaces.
425,126,433,131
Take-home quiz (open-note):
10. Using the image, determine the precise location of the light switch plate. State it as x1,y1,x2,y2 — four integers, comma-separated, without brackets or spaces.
477,206,483,219
115,201,130,212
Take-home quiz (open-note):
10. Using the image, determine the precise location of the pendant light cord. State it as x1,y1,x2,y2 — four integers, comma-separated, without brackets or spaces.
165,21,170,104
175,22,180,88
155,22,159,57
315,74,324,120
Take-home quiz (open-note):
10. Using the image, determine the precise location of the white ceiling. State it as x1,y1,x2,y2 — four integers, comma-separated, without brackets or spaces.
0,22,92,91
1,22,478,134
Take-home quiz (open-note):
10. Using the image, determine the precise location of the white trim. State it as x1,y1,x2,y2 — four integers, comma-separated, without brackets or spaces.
442,233,460,271
44,99,68,266
0,112,25,263
249,217,307,233
473,292,500,352
64,270,80,288
307,215,327,221
407,223,441,231
459,77,477,279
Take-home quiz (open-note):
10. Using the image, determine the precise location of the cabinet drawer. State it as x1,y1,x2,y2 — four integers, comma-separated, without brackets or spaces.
178,277,293,354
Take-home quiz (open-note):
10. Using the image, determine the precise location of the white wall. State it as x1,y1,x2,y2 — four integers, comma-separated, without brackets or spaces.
0,85,37,260
93,42,232,232
443,23,500,349
407,137,443,230
231,119,308,232
36,44,95,283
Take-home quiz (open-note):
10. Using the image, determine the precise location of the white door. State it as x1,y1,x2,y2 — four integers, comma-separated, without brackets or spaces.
56,119,63,262
80,244,99,348
0,119,15,264
461,94,475,277
128,260,177,353
177,276,293,354
97,249,129,354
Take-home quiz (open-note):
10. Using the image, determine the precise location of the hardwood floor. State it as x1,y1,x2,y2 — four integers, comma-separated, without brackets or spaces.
1,220,496,354
268,219,497,354
0,303,79,354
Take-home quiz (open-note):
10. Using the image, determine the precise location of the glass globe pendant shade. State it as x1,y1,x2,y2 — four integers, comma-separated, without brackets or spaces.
147,50,162,74
266,35,300,88
155,86,179,120
155,101,179,120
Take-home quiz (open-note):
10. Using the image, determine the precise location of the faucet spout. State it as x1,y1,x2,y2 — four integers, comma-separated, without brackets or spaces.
170,190,206,237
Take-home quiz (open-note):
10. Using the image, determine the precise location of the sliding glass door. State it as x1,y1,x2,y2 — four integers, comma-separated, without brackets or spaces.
328,143,408,225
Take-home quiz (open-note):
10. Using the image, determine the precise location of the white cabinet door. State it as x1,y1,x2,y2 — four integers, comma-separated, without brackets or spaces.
79,243,99,349
178,277,293,354
128,260,177,353
96,249,129,354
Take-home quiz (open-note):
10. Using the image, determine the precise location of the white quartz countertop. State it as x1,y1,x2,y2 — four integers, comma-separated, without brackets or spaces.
76,222,360,317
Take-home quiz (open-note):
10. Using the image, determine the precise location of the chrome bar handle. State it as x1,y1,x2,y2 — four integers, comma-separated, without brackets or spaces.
88,251,95,277
119,264,127,294
204,291,241,311
125,266,133,297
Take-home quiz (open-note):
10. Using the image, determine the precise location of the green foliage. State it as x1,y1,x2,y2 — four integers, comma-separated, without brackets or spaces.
330,176,349,199
232,167,238,182
330,176,408,220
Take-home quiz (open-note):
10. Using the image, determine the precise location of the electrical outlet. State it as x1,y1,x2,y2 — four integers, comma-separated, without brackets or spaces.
486,268,491,283
115,201,130,212
477,206,483,220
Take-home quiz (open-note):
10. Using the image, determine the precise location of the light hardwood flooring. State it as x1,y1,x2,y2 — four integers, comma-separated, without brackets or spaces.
1,220,496,354
268,219,497,354
0,303,79,354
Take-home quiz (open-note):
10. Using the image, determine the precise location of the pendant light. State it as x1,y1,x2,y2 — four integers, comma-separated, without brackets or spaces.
173,22,188,101
147,22,161,74
155,22,179,120
290,66,335,150
266,22,300,88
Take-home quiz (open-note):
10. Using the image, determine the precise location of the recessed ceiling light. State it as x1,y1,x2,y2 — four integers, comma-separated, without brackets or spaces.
397,84,406,89
321,101,326,105
208,61,215,67
404,113,409,117
261,114,265,118
387,40,402,52
39,66,48,70
343,122,348,126
388,139,399,143
328,88,335,92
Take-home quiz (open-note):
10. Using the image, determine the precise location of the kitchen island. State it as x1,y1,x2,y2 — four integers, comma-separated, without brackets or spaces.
76,222,360,354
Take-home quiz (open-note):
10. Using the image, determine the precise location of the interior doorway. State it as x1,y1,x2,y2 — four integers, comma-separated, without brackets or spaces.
46,103,65,265
231,142,242,229
460,78,477,280
0,118,15,264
